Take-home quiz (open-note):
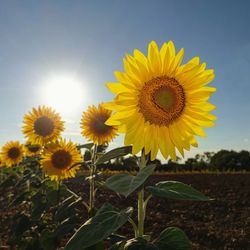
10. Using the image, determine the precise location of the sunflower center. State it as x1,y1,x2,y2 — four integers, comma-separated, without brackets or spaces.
51,150,72,169
154,87,176,111
138,76,185,126
28,145,41,153
91,115,112,135
8,147,21,159
34,116,55,137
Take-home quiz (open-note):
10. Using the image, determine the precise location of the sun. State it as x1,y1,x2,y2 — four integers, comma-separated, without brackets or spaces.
41,74,85,115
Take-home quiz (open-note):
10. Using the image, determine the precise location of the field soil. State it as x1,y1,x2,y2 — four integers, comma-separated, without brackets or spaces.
1,173,249,249
66,173,250,250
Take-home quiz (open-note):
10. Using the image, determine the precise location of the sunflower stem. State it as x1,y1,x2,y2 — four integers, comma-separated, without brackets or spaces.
89,144,97,216
137,149,147,238
128,217,138,238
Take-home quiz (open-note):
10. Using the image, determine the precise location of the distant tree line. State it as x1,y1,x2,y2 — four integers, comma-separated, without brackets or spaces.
83,149,250,172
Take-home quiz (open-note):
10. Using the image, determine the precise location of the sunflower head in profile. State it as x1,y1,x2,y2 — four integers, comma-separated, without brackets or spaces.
0,156,4,167
40,139,82,181
0,141,24,167
24,141,43,157
104,40,216,160
22,106,65,145
80,104,118,145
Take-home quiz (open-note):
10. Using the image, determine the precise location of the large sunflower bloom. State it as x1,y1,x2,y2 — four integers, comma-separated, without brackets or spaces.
80,104,118,145
104,41,216,160
24,141,43,157
22,106,64,145
41,139,82,181
1,141,24,167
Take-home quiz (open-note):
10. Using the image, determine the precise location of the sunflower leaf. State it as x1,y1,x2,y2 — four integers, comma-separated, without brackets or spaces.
95,146,132,165
77,143,94,150
65,203,133,250
147,181,211,201
153,227,191,250
105,164,156,197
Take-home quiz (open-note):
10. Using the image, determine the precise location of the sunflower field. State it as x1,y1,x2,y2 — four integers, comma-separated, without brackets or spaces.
0,41,218,250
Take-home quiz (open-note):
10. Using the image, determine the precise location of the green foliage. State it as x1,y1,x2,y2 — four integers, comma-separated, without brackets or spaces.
65,203,133,250
109,227,191,250
153,227,191,250
147,181,211,201
124,238,158,250
77,143,94,150
210,150,250,171
105,164,156,197
0,158,82,250
96,146,132,165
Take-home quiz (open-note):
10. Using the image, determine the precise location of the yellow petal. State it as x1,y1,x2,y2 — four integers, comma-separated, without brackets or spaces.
148,40,161,76
106,82,131,94
169,48,184,76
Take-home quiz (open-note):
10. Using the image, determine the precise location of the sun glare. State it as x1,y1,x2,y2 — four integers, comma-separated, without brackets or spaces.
41,74,85,115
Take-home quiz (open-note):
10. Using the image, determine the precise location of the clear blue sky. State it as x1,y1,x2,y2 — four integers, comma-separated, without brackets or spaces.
0,0,250,160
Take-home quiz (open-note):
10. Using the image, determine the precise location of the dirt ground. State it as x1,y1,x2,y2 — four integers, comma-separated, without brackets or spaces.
67,173,250,250
1,173,249,249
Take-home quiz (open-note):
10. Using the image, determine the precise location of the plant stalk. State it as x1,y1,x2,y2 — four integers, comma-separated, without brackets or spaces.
89,145,97,215
138,188,145,237
137,149,147,237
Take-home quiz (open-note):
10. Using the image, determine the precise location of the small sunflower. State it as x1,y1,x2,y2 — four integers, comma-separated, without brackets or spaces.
22,106,65,145
104,40,216,160
80,104,118,145
41,139,82,181
1,141,24,167
0,156,4,167
24,141,43,157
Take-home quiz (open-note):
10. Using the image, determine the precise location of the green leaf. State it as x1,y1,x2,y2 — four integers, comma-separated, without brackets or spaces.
96,146,132,165
40,229,57,250
105,164,155,197
65,203,133,250
55,196,82,222
0,174,18,188
55,217,78,240
31,192,47,219
8,191,29,207
13,214,31,238
109,240,126,250
77,143,94,150
46,190,60,206
147,181,211,201
124,238,158,250
153,227,191,250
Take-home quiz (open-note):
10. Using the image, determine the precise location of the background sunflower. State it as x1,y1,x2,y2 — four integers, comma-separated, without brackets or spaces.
24,141,42,157
40,139,82,181
0,141,24,167
104,40,216,160
22,106,65,145
80,104,118,145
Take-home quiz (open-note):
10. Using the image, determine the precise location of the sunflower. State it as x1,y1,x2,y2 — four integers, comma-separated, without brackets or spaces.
0,156,4,167
1,141,24,167
24,141,43,157
104,40,216,160
80,104,118,145
22,106,64,145
40,139,82,181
